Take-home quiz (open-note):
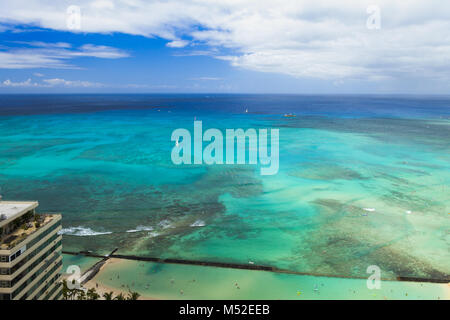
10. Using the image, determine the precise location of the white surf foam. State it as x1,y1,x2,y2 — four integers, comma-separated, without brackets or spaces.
126,225,154,233
190,220,206,227
58,226,112,236
148,231,159,238
158,219,173,229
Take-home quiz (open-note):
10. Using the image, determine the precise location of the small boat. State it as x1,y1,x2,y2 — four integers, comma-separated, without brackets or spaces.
284,113,296,118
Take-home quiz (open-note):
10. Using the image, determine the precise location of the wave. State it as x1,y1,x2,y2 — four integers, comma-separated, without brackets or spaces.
190,220,206,227
148,231,159,238
58,226,113,237
126,225,154,233
158,219,173,229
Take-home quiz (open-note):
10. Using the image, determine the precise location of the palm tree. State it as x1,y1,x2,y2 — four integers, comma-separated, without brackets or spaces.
76,289,86,300
68,279,78,300
127,290,141,300
87,287,100,300
62,280,76,300
62,280,69,300
103,291,114,300
114,292,126,300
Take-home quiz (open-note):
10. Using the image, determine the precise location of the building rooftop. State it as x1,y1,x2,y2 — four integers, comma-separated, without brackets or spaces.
0,213,59,250
0,201,38,226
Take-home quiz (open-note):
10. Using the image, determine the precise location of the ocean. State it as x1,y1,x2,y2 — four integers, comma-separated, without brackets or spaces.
1,94,449,281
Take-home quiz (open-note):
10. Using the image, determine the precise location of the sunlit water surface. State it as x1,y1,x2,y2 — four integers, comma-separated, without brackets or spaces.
2,94,449,281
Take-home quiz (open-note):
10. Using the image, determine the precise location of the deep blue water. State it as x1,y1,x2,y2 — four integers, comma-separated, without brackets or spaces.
1,94,449,118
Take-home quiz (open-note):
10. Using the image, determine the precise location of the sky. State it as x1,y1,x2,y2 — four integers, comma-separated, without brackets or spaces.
0,0,449,94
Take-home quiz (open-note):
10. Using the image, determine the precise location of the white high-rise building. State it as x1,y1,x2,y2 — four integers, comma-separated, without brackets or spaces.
0,201,62,300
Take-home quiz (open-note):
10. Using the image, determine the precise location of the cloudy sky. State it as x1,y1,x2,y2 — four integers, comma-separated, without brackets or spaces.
0,0,449,93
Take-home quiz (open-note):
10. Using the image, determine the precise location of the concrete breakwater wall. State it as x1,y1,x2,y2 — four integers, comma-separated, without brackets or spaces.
63,248,119,284
63,251,449,284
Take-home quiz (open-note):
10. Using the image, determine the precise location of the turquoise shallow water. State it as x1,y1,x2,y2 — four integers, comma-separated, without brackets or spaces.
1,94,449,281
62,254,101,275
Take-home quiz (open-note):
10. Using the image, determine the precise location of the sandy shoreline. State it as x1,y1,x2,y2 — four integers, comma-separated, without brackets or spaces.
83,259,157,300
83,279,157,300
77,257,449,300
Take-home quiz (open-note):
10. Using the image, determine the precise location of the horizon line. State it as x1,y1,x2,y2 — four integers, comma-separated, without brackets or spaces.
1,92,450,97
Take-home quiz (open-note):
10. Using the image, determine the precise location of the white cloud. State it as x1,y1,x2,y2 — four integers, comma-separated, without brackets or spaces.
166,40,189,48
13,41,72,48
42,78,104,87
189,77,222,81
1,78,38,87
1,77,104,88
0,50,70,69
73,44,129,59
0,42,129,69
1,77,182,89
171,49,218,57
123,83,177,89
0,1,449,82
